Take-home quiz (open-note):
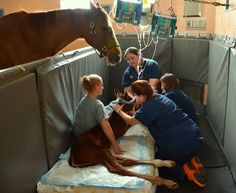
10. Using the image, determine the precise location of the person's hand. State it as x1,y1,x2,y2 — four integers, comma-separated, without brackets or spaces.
112,145,124,155
114,104,124,113
128,106,136,115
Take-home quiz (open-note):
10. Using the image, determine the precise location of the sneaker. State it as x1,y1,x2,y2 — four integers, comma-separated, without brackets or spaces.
191,156,206,178
183,162,206,188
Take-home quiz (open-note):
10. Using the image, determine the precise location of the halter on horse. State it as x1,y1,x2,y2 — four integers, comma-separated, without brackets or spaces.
0,2,121,69
69,90,179,190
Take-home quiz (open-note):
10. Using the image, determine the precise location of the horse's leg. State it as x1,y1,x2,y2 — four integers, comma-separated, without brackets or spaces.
104,152,179,190
114,155,176,168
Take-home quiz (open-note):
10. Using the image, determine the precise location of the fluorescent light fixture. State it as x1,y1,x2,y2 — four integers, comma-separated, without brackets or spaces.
60,0,90,9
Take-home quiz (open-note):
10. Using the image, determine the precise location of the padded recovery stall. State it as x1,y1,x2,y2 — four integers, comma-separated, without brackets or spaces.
0,72,48,193
207,40,230,145
37,48,109,168
36,47,159,193
224,47,236,181
172,37,209,83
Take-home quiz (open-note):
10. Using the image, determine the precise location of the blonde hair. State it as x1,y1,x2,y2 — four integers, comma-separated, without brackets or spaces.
81,74,102,93
160,73,179,92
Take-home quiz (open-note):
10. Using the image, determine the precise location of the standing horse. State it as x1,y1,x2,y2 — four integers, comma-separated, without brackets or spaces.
0,2,121,69
69,90,179,190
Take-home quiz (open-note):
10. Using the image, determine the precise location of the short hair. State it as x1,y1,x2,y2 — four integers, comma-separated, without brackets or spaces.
124,47,140,58
160,73,179,92
81,74,102,93
131,80,154,101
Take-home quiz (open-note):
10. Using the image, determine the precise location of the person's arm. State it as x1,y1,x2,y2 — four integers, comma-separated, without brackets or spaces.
114,104,140,126
100,119,123,155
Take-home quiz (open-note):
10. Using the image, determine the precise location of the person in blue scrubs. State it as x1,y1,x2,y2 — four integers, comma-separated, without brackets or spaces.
160,73,199,125
114,80,206,187
122,47,162,95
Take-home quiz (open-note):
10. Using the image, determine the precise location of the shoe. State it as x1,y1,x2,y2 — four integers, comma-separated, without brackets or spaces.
183,162,206,188
191,156,206,177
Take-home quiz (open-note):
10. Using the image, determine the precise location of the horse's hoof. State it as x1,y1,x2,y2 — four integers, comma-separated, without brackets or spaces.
170,160,176,167
169,181,179,190
166,160,176,168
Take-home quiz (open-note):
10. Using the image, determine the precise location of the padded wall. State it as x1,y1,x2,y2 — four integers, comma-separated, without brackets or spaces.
207,41,230,145
0,73,48,193
224,48,236,181
108,35,172,101
172,38,209,83
37,49,109,168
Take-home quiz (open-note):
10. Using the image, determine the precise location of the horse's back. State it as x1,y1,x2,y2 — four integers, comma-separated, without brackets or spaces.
69,132,110,167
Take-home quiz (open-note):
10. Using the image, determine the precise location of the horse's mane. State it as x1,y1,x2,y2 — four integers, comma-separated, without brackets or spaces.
1,11,26,20
1,9,83,27
28,10,76,28
1,3,110,30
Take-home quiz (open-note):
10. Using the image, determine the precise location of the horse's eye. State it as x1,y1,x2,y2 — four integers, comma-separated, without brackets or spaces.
102,27,108,31
102,27,112,33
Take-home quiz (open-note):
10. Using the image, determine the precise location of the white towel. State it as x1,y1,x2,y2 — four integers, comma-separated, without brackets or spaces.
39,124,155,189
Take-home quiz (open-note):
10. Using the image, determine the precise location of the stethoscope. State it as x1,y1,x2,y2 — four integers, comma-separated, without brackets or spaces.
137,60,146,79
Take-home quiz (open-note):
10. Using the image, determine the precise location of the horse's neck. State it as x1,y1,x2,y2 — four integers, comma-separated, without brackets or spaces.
29,9,90,53
109,112,129,138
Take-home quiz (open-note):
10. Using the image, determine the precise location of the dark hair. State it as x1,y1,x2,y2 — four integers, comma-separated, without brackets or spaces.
131,80,154,101
160,73,179,92
124,47,140,58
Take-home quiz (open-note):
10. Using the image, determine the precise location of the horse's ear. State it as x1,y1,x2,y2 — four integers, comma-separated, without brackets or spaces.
114,88,121,98
90,0,95,9
124,91,132,99
96,2,101,7
124,90,134,99
90,1,101,8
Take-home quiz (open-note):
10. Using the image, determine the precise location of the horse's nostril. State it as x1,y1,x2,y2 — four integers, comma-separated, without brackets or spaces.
108,54,121,64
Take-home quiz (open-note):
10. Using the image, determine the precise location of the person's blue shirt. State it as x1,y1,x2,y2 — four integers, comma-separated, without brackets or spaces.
164,88,199,125
134,94,201,160
122,58,162,89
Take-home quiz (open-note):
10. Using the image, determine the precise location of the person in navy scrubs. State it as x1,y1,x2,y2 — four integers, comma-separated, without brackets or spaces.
114,80,206,187
122,47,162,95
160,73,198,125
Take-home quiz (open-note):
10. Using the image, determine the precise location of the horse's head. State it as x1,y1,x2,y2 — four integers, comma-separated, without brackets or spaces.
85,2,122,65
114,89,136,113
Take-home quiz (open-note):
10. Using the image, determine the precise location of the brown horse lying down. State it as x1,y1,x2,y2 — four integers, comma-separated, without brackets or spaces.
69,91,179,189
